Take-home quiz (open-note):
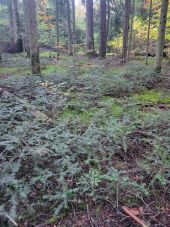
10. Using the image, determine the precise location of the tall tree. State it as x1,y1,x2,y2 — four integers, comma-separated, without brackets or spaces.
11,0,23,52
25,0,41,75
155,0,169,72
0,53,2,63
55,0,60,59
145,0,153,65
86,0,95,53
122,0,131,63
8,0,15,45
72,0,76,47
106,0,111,41
66,0,73,55
127,0,135,60
99,0,107,58
23,0,30,57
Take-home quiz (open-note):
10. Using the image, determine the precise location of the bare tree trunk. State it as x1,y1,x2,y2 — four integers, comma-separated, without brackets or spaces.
127,0,135,60
12,0,23,52
26,0,41,75
106,0,111,42
0,53,2,64
86,0,95,53
122,0,131,63
72,0,76,48
8,1,16,46
23,0,30,58
66,0,73,55
145,0,152,65
155,0,169,72
55,0,60,59
99,0,107,58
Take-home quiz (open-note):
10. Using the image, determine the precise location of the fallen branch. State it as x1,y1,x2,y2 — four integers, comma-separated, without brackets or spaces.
122,206,149,227
1,212,18,226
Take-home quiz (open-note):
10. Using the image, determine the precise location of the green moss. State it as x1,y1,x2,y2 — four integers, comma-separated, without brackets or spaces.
42,64,66,75
59,108,98,123
101,96,115,104
111,103,124,117
100,96,124,117
46,216,58,225
0,66,30,75
0,64,66,76
40,50,57,58
135,90,170,104
46,213,66,225
108,67,121,75
0,67,18,74
78,203,87,210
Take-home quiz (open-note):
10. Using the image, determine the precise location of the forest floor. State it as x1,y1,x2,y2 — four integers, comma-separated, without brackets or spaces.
0,50,170,227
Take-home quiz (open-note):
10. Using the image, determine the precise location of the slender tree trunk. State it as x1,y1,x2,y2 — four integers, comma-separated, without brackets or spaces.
8,1,15,45
66,0,73,55
72,0,76,47
127,0,135,60
99,0,107,58
86,0,95,52
55,0,60,59
0,53,2,64
12,0,23,52
122,0,131,63
106,0,111,42
26,0,41,75
145,0,153,65
23,0,30,58
155,0,169,72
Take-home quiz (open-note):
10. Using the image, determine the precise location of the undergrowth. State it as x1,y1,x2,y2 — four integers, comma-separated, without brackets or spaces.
0,63,169,225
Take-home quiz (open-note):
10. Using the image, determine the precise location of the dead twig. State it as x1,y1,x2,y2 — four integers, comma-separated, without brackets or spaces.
1,212,18,226
87,205,95,227
122,206,150,227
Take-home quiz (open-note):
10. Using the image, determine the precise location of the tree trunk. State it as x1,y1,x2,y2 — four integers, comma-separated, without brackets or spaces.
25,0,41,75
155,0,169,72
99,0,107,58
66,0,73,55
55,0,60,59
122,0,131,63
23,0,30,58
8,1,16,46
72,0,76,47
0,53,2,64
106,0,111,42
127,0,135,60
145,0,152,65
86,0,95,53
12,0,23,52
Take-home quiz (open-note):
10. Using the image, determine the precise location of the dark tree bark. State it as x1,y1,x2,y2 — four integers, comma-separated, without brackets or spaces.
99,0,107,58
122,0,131,63
23,0,30,57
25,0,41,75
86,0,95,52
0,53,2,64
66,0,73,55
145,0,152,65
8,0,15,45
12,0,23,52
106,0,111,42
127,0,135,60
155,0,169,72
55,0,60,59
72,0,76,47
